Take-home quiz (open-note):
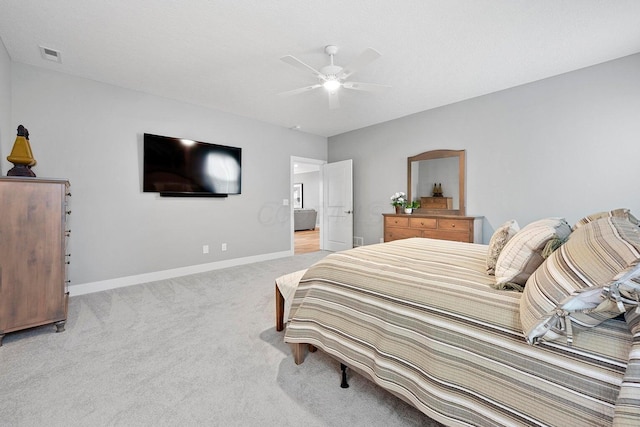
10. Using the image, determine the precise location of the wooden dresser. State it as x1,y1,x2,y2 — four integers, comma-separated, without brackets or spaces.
383,213,482,243
0,177,70,346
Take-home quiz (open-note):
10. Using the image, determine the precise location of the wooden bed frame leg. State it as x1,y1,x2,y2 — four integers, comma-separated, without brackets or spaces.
275,283,284,332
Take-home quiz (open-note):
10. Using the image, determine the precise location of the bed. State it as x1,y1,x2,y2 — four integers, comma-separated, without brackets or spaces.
282,212,640,426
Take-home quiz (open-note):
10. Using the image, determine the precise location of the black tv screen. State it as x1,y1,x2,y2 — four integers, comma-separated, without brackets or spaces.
143,133,241,196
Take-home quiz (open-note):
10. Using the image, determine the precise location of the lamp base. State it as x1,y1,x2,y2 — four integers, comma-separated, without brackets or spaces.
7,164,36,177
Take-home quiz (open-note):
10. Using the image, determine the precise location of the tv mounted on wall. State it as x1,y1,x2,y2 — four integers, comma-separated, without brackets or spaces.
143,133,242,197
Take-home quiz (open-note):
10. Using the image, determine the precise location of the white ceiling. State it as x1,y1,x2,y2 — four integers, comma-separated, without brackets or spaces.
1,1,640,137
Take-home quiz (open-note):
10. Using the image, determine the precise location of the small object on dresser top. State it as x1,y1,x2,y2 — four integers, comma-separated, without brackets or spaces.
432,182,443,197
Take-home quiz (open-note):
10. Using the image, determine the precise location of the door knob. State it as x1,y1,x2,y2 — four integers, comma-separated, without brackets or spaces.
344,210,352,214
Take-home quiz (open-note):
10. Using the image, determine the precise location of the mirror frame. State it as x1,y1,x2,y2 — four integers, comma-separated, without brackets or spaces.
407,149,466,216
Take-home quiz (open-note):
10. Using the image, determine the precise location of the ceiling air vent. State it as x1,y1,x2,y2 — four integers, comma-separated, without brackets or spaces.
39,46,62,63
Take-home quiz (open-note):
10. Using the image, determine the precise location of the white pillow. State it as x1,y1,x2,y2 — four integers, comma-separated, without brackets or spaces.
494,217,571,289
486,219,519,275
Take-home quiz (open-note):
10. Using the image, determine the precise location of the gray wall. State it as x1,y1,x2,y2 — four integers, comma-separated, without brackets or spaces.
0,39,10,162
5,53,640,288
4,63,327,287
329,53,640,245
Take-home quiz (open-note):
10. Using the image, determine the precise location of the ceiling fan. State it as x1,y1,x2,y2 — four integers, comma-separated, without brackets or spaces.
279,45,389,109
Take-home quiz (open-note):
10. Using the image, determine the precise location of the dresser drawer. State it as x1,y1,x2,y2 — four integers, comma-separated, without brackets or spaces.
422,229,471,242
385,216,410,228
385,228,422,242
438,218,471,231
409,217,437,229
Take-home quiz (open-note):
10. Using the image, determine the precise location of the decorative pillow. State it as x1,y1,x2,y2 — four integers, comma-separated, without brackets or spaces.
486,219,519,275
520,216,640,345
572,208,638,230
616,305,640,422
493,218,571,290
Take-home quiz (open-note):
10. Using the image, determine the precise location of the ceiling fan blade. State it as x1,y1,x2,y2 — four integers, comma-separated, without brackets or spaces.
339,48,381,79
342,81,391,92
278,84,322,97
328,91,340,109
280,55,324,79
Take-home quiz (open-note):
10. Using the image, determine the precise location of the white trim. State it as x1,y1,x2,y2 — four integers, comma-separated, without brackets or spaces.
69,250,293,296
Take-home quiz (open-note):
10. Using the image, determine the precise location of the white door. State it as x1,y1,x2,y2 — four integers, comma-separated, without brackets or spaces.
323,159,353,251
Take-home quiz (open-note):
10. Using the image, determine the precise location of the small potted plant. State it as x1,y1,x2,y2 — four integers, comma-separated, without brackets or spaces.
404,200,420,214
390,192,406,214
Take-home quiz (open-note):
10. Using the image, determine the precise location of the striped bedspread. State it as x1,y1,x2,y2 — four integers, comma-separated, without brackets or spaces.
284,238,635,427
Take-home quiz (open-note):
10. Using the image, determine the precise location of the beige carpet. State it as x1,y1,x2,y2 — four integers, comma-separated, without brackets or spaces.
0,251,439,426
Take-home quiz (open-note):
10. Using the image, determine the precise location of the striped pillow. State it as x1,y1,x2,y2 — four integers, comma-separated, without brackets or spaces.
616,307,640,422
521,216,640,344
572,208,638,230
494,218,572,290
486,219,519,275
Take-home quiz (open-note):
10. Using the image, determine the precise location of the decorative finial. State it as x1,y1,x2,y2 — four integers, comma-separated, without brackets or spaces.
6,124,37,177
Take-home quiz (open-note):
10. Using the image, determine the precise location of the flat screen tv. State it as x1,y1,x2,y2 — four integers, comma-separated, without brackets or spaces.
143,133,241,197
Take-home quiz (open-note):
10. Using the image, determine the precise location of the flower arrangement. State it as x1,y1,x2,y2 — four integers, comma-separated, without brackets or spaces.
390,192,407,207
405,200,420,209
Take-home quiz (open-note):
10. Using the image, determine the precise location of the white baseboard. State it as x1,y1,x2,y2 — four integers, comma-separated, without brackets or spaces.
69,250,293,297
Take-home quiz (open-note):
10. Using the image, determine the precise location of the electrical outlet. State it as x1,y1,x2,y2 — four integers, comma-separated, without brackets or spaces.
221,243,227,251
283,199,289,206
353,236,364,247
202,245,209,254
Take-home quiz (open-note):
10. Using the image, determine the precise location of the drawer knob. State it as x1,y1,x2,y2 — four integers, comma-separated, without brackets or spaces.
451,224,455,228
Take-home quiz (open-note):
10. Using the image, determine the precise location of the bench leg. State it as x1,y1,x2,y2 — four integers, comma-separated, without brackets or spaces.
275,283,285,331
292,343,306,364
291,343,318,364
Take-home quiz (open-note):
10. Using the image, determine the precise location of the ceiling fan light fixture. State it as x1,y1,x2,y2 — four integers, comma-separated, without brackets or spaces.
279,45,385,108
323,79,341,92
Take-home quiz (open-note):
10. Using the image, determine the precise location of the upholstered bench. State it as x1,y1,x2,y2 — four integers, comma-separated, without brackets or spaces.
275,269,307,331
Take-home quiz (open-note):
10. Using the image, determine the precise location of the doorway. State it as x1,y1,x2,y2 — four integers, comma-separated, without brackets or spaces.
291,157,324,254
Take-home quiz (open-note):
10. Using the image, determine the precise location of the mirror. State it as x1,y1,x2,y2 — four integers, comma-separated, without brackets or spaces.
407,149,466,216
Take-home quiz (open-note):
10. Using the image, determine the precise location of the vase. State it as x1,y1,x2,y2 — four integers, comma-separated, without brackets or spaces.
395,206,402,214
404,208,413,214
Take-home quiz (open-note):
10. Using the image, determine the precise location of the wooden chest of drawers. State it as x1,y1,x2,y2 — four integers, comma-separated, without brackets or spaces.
0,177,70,345
383,213,482,243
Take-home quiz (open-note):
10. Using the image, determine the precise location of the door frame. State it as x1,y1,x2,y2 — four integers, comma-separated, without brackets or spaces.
291,156,326,253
